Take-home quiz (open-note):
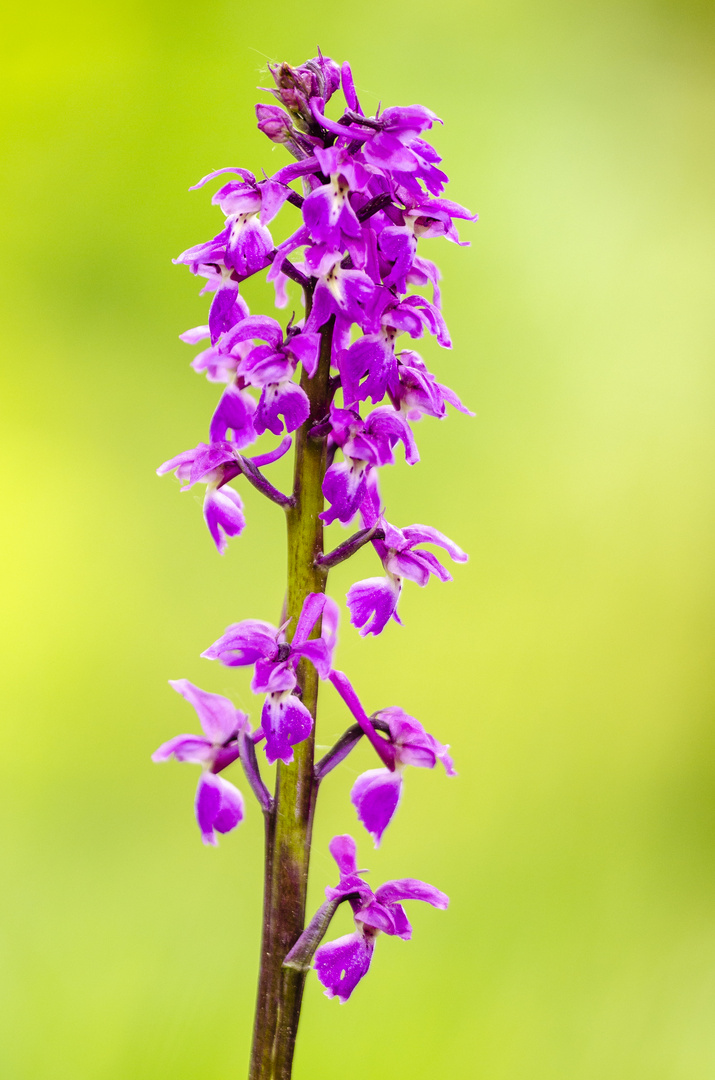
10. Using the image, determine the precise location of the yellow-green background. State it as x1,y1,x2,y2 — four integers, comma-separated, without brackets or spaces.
1,1,714,1077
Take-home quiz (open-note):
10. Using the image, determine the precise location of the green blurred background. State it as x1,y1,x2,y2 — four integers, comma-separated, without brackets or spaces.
1,1,714,1077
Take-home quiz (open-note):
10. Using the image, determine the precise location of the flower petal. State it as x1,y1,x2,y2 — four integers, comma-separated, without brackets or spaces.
255,381,310,437
261,691,313,765
151,734,213,765
194,772,222,846
202,620,278,666
346,576,401,637
168,678,245,744
328,833,358,876
314,932,374,1003
351,768,403,847
212,775,245,834
401,524,468,562
203,485,246,555
374,878,449,909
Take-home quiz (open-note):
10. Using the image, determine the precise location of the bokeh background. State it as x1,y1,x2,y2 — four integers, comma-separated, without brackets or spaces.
1,1,714,1077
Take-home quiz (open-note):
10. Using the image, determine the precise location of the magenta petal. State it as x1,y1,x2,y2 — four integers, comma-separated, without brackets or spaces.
321,596,340,652
387,549,434,586
208,285,240,344
287,332,321,378
180,324,210,345
351,768,403,847
261,692,313,765
401,524,468,562
295,639,333,679
168,678,245,743
252,657,296,695
195,772,222,845
212,775,245,833
321,461,368,525
202,619,278,666
194,773,244,845
291,593,338,676
222,313,283,351
354,899,398,935
328,833,358,876
346,576,401,637
374,878,449,910
208,384,257,447
314,932,374,1003
203,485,245,554
152,734,213,765
293,592,327,647
255,381,310,436
436,743,457,777
385,902,413,940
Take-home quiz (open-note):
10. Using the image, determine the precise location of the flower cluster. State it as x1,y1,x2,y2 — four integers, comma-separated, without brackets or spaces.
158,53,473,635
153,53,473,1007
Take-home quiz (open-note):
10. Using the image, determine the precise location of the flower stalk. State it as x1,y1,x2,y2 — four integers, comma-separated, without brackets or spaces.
249,303,332,1080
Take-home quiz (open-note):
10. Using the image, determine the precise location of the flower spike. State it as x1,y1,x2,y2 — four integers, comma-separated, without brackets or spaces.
155,50,475,1068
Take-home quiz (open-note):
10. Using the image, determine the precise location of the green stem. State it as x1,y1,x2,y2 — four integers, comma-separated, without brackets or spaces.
248,313,333,1080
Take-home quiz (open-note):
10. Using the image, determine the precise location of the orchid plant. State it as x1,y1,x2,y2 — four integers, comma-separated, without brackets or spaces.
153,54,475,1080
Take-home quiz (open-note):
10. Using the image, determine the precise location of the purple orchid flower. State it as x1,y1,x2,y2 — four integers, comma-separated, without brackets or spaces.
201,593,339,764
302,252,377,335
346,488,468,635
179,322,255,384
320,403,418,525
175,269,250,347
214,315,322,436
312,835,448,1002
387,349,474,421
339,291,451,406
301,146,370,265
176,171,274,283
351,706,456,846
157,437,291,554
152,679,250,846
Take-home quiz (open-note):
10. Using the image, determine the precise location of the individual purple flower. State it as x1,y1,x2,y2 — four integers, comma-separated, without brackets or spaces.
174,268,250,347
339,292,451,406
353,106,448,198
387,349,474,421
219,316,322,436
346,495,468,635
320,404,418,525
313,835,448,1002
158,442,245,553
351,706,456,846
152,679,250,845
157,437,291,554
301,146,370,264
208,383,257,446
201,593,339,764
176,170,275,282
180,323,255,384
